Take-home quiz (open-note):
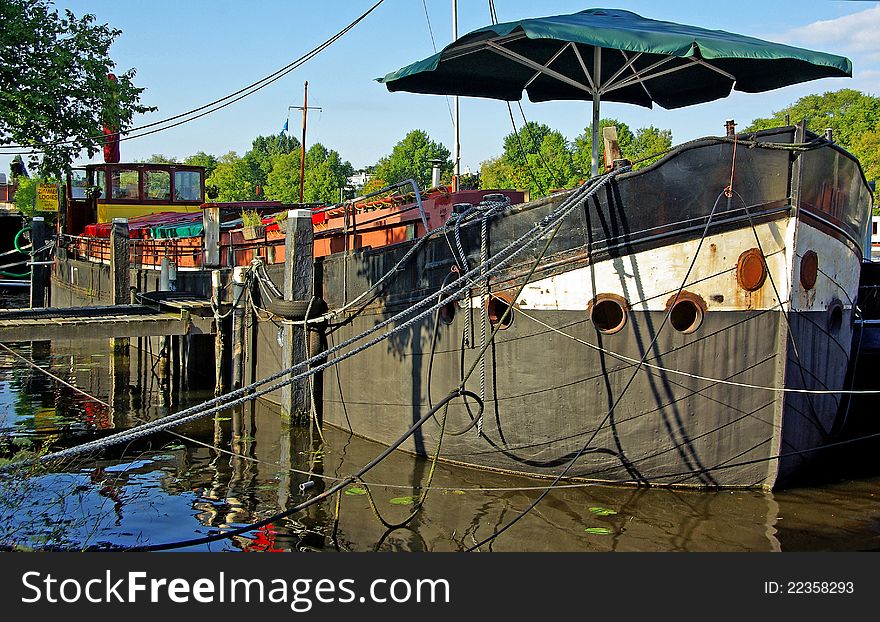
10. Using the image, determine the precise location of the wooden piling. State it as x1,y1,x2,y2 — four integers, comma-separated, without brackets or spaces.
212,269,225,396
281,209,315,418
202,205,221,268
29,216,49,309
110,218,130,305
110,217,130,357
231,266,247,391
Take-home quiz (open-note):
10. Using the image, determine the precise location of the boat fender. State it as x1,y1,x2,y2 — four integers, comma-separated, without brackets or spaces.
262,297,328,321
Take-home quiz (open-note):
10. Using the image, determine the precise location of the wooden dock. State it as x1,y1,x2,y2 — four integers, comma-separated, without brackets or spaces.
0,294,215,342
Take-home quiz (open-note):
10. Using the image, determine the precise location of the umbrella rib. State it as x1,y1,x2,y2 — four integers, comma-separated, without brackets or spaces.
524,42,574,90
619,50,654,100
441,32,527,62
690,57,736,81
601,51,643,93
486,41,592,95
603,57,691,94
570,44,596,92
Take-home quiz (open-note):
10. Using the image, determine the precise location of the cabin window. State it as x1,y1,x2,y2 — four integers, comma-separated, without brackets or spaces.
144,170,171,200
69,169,88,199
175,171,201,201
110,169,140,199
873,221,878,236
95,170,106,198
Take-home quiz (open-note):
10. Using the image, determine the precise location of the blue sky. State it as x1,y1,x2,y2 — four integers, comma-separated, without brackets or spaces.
4,1,879,176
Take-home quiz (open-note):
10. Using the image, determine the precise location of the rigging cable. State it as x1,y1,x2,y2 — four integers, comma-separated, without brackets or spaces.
466,187,729,550
1,171,621,472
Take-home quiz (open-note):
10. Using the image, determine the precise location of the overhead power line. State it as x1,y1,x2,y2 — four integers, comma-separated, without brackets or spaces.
0,0,386,155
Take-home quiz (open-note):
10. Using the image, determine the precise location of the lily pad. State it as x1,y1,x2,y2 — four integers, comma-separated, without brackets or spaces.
389,496,418,506
584,527,614,535
345,487,367,496
589,507,618,516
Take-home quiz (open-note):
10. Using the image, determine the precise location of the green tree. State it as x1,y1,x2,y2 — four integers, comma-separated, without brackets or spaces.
264,143,354,205
481,121,578,198
183,151,219,178
205,152,260,202
746,89,880,149
479,155,520,192
572,119,635,175
140,154,178,164
851,130,880,208
0,0,154,175
371,130,451,190
630,126,673,168
245,133,301,193
264,151,301,204
303,144,354,204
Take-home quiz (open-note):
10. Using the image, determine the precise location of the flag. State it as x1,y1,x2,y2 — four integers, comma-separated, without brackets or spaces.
280,120,288,135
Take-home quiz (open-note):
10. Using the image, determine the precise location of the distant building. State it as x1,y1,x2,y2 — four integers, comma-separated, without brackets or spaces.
347,170,369,189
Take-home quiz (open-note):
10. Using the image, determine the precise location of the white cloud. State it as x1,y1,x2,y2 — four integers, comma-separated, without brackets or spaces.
778,4,880,57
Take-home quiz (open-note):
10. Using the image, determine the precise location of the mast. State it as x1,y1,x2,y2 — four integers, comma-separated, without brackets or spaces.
452,0,460,191
288,81,322,204
300,81,308,204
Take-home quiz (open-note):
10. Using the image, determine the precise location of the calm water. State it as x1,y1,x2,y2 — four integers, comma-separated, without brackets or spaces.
1,293,879,551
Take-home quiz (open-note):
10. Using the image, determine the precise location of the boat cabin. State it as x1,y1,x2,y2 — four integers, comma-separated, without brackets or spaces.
65,163,206,235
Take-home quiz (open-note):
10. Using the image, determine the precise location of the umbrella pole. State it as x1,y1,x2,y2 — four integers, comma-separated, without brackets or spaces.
591,48,601,178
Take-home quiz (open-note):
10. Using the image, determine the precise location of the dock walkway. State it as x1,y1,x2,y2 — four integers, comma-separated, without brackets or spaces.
0,293,215,341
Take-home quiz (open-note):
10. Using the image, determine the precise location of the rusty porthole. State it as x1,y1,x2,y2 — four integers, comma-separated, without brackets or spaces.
827,299,844,334
665,291,707,334
736,248,767,292
800,251,818,291
486,294,514,329
439,301,456,325
589,294,629,334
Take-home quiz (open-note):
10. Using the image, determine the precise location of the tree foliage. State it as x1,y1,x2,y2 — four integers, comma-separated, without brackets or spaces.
572,119,635,176
264,143,353,205
371,130,451,190
0,0,154,175
480,118,673,198
746,89,880,148
245,133,300,192
183,151,219,178
205,151,260,202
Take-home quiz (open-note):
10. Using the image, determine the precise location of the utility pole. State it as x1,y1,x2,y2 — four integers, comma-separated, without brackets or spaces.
288,81,322,204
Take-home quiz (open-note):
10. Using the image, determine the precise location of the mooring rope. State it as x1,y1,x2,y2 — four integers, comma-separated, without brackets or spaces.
466,187,729,550
0,171,622,472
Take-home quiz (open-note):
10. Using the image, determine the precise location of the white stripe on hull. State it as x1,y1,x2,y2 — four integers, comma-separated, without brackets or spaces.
468,218,859,317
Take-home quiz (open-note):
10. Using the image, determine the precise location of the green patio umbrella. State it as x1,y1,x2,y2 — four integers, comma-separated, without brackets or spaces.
378,8,852,177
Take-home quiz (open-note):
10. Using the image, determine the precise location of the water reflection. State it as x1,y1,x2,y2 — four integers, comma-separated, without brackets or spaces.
0,337,879,552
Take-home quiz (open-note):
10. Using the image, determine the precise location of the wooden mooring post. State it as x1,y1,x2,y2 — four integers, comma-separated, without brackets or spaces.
212,269,225,397
108,217,131,417
202,205,221,268
281,209,318,420
29,216,50,309
231,266,247,390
